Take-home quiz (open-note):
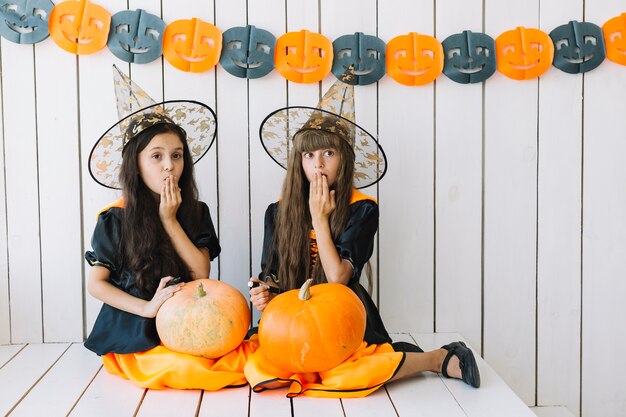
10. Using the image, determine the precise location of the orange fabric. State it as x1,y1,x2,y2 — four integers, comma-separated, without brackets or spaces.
102,339,259,390
349,189,377,205
96,197,125,220
244,338,404,398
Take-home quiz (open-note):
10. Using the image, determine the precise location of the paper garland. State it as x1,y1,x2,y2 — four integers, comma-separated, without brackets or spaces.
1,0,626,84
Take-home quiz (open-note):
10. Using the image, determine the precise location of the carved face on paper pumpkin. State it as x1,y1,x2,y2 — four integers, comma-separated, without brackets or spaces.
48,0,111,55
0,0,54,44
332,32,386,85
495,26,554,80
162,18,222,73
602,13,626,66
107,9,165,64
550,20,605,74
220,25,275,79
386,32,443,86
442,30,496,84
274,29,333,83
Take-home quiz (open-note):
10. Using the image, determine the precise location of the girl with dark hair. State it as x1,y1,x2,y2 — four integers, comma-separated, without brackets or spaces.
83,66,256,390
245,74,480,397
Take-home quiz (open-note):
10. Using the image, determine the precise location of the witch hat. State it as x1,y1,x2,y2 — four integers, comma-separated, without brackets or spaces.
259,69,386,188
88,65,217,189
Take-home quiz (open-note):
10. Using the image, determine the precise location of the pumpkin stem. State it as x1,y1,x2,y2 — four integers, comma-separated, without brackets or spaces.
196,283,207,298
298,279,313,301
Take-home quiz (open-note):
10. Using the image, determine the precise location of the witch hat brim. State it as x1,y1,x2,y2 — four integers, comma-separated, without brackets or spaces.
259,71,386,189
88,66,217,189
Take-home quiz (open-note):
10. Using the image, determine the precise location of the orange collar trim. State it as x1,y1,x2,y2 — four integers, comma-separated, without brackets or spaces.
96,197,125,220
350,189,377,204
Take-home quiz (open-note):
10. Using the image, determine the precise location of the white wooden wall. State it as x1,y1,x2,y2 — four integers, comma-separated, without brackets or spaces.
0,1,624,416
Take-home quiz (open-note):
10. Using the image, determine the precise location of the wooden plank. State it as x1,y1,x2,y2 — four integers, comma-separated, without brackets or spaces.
292,396,344,417
0,59,8,344
69,366,145,416
213,0,251,296
536,1,583,415
531,406,577,417
0,343,69,415
415,333,535,417
162,0,220,279
582,5,626,417
0,344,25,368
249,388,292,417
386,333,465,417
433,0,484,354
9,344,101,417
320,0,380,305
1,40,42,343
248,0,288,327
78,0,128,337
286,0,320,107
128,0,165,104
378,0,435,334
341,388,397,417
388,376,466,417
483,0,539,405
34,21,83,343
136,388,202,417
198,386,250,417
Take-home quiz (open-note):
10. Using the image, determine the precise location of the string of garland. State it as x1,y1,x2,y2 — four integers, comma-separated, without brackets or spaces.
1,0,625,85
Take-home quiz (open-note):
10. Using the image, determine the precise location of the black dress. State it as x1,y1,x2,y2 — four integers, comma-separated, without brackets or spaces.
259,198,422,353
84,202,221,356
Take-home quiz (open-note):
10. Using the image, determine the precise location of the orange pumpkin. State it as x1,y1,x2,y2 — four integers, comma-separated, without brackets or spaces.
156,279,250,359
258,279,366,373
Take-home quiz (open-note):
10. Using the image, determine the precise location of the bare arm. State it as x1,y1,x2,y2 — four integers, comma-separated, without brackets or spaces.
309,173,352,285
159,175,211,278
87,265,183,318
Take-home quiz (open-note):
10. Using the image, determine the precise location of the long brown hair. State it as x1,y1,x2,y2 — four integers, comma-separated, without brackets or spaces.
118,122,201,297
267,129,355,291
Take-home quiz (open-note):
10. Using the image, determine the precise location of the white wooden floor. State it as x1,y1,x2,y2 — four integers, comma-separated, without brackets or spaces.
1,333,540,417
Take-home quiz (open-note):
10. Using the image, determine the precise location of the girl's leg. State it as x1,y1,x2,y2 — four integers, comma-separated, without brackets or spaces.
389,349,461,382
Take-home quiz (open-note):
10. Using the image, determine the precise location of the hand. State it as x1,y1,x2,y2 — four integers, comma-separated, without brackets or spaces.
309,173,336,227
142,276,184,318
249,277,276,312
159,175,182,225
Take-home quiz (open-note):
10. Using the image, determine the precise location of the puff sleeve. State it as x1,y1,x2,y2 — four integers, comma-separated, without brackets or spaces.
259,202,279,279
84,208,122,271
194,202,221,261
335,200,379,284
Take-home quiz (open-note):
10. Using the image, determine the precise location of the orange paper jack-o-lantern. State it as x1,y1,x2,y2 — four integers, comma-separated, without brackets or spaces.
603,13,626,66
48,0,111,55
163,18,222,73
496,26,554,80
386,32,444,86
274,29,333,83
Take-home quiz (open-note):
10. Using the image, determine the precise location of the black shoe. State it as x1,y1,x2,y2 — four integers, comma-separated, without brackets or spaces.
441,341,481,388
